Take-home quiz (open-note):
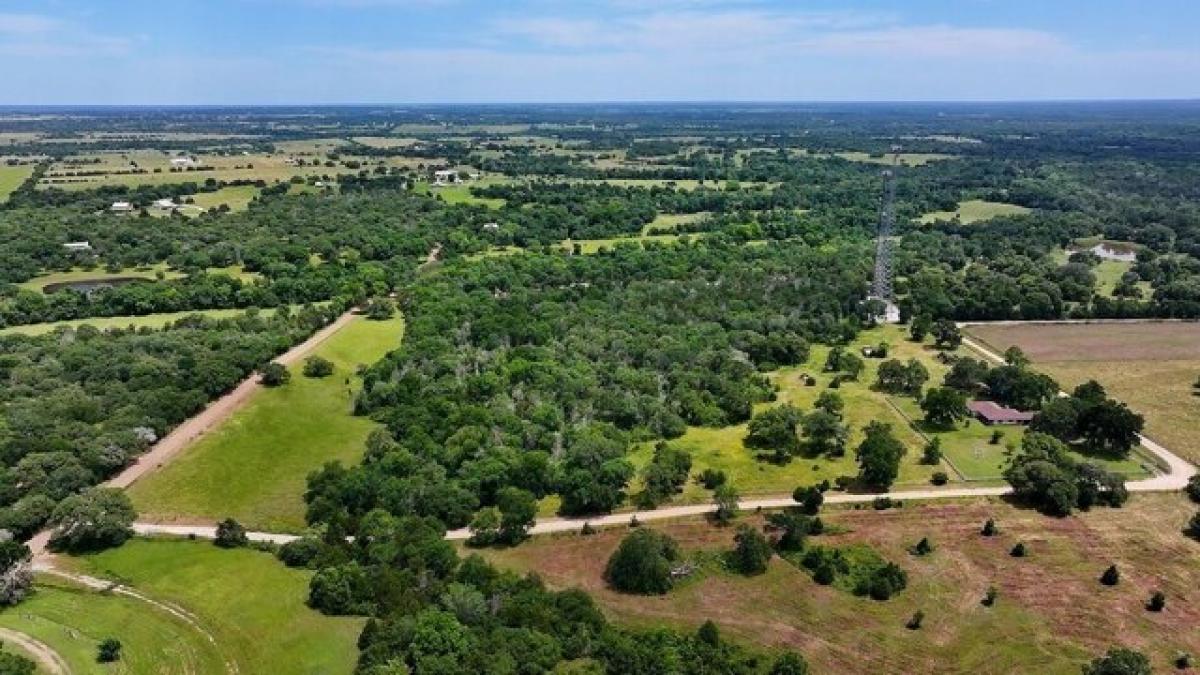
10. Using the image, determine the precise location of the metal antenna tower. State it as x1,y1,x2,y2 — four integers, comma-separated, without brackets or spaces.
869,148,901,323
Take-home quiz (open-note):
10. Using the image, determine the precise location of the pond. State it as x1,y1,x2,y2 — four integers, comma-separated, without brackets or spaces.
42,276,149,294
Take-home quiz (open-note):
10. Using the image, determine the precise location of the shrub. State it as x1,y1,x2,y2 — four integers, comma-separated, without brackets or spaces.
920,437,943,465
1082,647,1151,675
730,524,772,575
364,297,396,320
911,537,934,556
699,469,727,490
982,586,998,607
930,471,949,486
989,430,1004,445
260,361,290,386
1010,542,1028,558
906,610,924,630
791,485,823,515
981,519,998,537
214,518,249,548
1188,510,1200,540
302,356,335,378
1100,564,1120,586
604,529,679,595
97,638,122,663
1187,474,1200,503
1176,652,1194,670
580,522,597,536
864,563,907,601
872,497,894,510
1147,591,1166,612
768,653,810,675
277,536,321,568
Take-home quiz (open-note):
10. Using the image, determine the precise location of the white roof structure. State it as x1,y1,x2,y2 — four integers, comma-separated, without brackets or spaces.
170,156,196,166
110,201,133,211
63,241,92,251
153,198,176,209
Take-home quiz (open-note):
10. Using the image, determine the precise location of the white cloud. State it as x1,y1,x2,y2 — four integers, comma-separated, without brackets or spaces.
0,13,60,34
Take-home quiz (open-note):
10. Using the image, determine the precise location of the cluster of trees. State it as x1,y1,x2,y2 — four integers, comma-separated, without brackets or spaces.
1003,433,1129,516
1030,381,1145,456
0,307,339,539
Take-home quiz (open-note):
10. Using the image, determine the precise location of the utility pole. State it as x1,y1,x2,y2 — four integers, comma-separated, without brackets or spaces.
868,147,901,323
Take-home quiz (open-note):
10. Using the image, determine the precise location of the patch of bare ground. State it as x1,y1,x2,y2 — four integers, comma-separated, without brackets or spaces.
481,494,1200,674
967,322,1200,362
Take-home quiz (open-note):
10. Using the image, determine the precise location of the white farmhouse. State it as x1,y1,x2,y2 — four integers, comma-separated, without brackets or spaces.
432,169,461,186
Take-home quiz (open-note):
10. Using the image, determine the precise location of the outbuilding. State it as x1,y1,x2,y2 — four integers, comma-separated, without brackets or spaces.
967,400,1035,426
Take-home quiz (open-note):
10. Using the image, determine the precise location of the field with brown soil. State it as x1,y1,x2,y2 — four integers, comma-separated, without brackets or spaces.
480,494,1200,675
967,322,1200,464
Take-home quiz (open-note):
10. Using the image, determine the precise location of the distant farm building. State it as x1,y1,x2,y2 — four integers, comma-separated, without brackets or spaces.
482,222,500,232
62,241,92,252
153,198,176,210
432,169,461,186
110,201,134,212
170,156,197,167
967,400,1036,426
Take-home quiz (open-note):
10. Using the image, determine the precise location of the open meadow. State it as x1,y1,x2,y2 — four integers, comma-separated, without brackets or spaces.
128,314,404,532
480,492,1200,675
0,165,34,202
966,321,1200,464
920,199,1032,224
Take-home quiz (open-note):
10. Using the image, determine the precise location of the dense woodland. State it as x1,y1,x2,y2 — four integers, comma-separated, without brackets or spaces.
2,103,1199,673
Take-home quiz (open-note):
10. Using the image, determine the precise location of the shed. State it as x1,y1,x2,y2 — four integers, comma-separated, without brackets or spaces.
110,201,134,212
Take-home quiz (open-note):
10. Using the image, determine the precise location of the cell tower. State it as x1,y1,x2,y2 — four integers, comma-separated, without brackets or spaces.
868,148,901,323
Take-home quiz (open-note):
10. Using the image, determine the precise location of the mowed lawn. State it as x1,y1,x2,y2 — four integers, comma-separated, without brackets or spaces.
0,307,280,336
17,264,183,292
0,576,225,674
65,539,363,674
482,493,1200,675
129,314,404,532
0,164,34,202
966,322,1200,465
920,199,1031,224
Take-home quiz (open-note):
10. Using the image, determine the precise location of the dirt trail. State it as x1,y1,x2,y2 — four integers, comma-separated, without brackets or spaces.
0,626,70,675
29,310,358,561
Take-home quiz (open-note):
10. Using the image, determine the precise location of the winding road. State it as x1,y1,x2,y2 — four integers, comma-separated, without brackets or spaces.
0,626,70,675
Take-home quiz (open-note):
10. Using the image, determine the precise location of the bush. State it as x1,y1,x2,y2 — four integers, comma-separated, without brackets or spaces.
1176,652,1194,670
730,525,772,575
1188,510,1200,540
97,638,122,663
791,486,823,515
872,497,895,511
214,518,249,548
930,471,949,486
1147,590,1166,612
604,529,679,595
906,610,924,630
981,519,998,536
911,537,934,556
277,536,322,568
260,361,290,386
698,469,727,490
1187,474,1200,503
1010,542,1027,558
364,297,396,320
864,563,907,601
1100,564,1120,586
1082,647,1151,675
768,653,810,675
302,356,335,378
982,586,998,607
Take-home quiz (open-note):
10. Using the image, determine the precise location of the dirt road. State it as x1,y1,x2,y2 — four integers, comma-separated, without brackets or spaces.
0,627,70,675
29,310,359,560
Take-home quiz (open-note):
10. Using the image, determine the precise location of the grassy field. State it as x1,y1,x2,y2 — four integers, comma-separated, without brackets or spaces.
920,200,1032,224
129,314,404,532
0,307,279,336
834,151,957,166
418,178,507,208
187,185,260,213
37,150,337,191
966,322,1200,465
0,164,34,202
482,493,1200,674
62,538,363,674
0,575,226,674
17,264,183,292
641,212,711,235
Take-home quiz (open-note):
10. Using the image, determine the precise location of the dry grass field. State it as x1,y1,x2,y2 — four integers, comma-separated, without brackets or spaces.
967,322,1200,464
481,493,1200,675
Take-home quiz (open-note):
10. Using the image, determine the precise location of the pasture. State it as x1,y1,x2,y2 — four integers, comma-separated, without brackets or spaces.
17,264,182,292
481,493,1200,675
834,151,957,166
187,185,261,213
128,314,404,532
36,150,341,191
66,538,363,674
966,321,1200,464
0,307,279,336
0,164,34,202
920,200,1032,224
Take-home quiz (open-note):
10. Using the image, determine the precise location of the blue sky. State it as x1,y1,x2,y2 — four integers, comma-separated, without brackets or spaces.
1,0,1198,104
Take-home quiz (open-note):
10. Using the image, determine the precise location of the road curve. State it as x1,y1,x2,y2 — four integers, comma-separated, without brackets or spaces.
0,626,70,675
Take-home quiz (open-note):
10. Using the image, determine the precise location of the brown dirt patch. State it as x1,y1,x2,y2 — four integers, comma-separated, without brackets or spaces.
967,322,1200,362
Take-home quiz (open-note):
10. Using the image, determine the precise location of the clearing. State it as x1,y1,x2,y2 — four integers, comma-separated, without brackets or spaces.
966,322,1200,465
834,151,957,166
920,200,1031,224
0,165,34,202
128,314,404,532
0,307,280,337
54,538,362,674
480,492,1200,675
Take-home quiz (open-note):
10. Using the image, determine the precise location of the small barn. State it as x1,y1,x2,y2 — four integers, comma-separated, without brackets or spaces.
967,400,1035,426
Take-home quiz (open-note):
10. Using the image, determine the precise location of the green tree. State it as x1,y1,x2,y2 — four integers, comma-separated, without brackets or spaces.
1081,647,1151,675
604,528,679,595
496,487,537,544
260,361,290,386
920,387,968,428
813,390,844,418
712,484,740,524
1100,564,1120,586
909,315,933,342
745,404,803,462
302,355,335,378
931,320,962,349
214,518,248,548
1076,400,1144,456
730,524,772,575
48,488,135,553
855,422,906,490
802,409,849,457
769,653,810,675
467,507,501,547
921,437,943,465
97,638,122,663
